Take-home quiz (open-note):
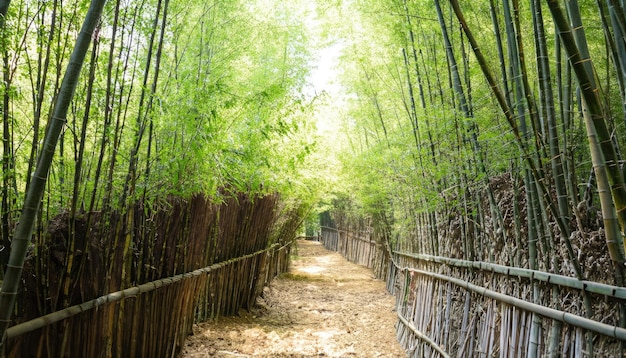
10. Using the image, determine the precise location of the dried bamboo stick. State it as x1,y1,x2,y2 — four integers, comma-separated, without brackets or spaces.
435,282,443,347
398,311,451,358
458,291,471,353
500,304,508,358
488,302,496,357
469,314,476,357
444,283,451,351
518,310,527,358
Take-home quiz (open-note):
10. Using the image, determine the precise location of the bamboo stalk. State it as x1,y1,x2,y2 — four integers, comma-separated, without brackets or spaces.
500,304,507,358
487,301,498,357
398,311,450,358
444,283,451,352
435,282,443,348
458,290,472,356
469,306,476,357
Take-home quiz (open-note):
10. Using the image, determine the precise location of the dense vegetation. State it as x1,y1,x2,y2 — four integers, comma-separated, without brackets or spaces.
325,0,626,278
0,0,330,347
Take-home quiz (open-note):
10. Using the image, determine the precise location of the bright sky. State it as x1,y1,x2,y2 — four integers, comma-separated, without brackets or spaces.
306,43,344,97
300,0,348,135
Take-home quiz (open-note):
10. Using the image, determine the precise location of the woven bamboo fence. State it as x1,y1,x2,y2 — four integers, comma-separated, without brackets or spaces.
3,193,301,357
321,224,626,357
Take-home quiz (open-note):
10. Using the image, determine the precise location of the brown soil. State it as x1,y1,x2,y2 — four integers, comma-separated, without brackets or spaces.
180,240,406,357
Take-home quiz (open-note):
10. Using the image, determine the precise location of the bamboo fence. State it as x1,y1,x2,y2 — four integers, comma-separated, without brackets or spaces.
4,243,292,357
3,193,300,357
320,226,389,280
321,225,626,357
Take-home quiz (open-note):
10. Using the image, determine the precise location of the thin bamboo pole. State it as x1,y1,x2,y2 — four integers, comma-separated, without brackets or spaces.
0,0,107,342
398,312,450,358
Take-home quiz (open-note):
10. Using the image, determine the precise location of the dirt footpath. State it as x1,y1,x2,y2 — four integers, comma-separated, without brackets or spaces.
180,240,406,357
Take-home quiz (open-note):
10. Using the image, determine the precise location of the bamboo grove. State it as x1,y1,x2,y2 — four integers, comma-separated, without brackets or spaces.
0,0,325,354
0,0,319,248
321,0,626,356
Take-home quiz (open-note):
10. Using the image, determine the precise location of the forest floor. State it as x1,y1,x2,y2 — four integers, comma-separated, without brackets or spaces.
180,239,406,357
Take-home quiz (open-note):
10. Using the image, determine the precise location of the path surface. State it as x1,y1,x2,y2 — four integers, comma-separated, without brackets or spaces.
181,240,406,357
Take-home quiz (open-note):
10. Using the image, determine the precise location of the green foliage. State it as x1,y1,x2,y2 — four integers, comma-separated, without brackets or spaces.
1,0,329,218
3,0,623,261
311,0,624,253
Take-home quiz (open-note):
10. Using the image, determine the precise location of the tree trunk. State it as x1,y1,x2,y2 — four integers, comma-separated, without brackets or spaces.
0,0,107,342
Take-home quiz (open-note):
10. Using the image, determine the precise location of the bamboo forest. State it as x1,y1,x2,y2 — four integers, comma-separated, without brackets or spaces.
0,0,625,356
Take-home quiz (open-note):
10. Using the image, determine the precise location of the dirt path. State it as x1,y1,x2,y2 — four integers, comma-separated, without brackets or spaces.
180,240,406,357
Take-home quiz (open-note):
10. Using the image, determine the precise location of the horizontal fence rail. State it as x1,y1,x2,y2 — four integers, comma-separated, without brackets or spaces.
395,262,626,341
396,251,626,300
321,226,626,357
